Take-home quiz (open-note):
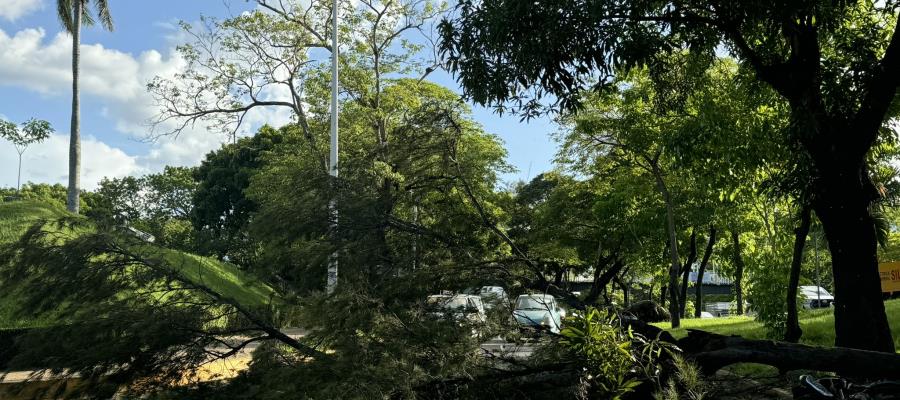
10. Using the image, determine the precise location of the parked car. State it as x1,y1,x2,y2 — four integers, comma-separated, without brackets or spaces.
477,286,509,310
800,286,834,309
426,294,487,325
512,294,564,334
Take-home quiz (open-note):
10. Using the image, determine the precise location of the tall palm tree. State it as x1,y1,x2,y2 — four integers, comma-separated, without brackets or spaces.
56,0,113,213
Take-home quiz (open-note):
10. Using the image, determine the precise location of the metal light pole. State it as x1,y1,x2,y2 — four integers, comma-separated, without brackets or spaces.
326,0,340,295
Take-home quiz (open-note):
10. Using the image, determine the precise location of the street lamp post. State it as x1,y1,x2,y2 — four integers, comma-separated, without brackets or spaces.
326,0,340,295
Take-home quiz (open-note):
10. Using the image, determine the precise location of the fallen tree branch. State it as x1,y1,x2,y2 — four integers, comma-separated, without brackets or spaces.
679,330,900,379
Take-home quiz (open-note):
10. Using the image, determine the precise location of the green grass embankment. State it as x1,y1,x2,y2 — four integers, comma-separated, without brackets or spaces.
0,200,276,329
654,299,900,351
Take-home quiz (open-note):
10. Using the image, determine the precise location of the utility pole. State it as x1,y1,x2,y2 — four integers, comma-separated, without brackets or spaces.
326,0,340,295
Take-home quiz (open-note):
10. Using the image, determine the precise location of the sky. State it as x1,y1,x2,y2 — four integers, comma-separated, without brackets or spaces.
0,0,558,191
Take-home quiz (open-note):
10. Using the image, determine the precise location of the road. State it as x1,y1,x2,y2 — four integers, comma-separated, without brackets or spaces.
1,328,537,384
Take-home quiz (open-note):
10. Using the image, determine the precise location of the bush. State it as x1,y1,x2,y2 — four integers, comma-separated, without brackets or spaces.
560,307,679,399
746,262,800,339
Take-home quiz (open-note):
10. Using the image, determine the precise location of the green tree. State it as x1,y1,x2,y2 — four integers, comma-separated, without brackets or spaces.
441,0,900,352
0,118,52,194
89,167,198,250
191,127,283,266
56,0,113,214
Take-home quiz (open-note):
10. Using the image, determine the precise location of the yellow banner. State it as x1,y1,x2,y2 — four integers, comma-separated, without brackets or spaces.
880,262,900,293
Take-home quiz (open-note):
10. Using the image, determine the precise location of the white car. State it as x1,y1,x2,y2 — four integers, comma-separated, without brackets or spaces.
800,286,834,309
512,294,564,334
426,294,487,324
477,286,509,310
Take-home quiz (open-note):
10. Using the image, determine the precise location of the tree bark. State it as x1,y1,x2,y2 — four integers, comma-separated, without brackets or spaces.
67,1,82,214
584,257,623,305
16,152,22,193
653,163,681,328
694,225,717,318
680,229,698,318
785,205,812,343
659,284,667,307
731,230,745,315
614,274,629,307
680,330,900,379
813,163,895,352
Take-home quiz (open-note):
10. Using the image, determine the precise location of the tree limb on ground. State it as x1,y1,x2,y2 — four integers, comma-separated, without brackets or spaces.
679,329,900,379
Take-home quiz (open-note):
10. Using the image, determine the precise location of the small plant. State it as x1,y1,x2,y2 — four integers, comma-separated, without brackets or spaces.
654,354,707,400
560,307,680,399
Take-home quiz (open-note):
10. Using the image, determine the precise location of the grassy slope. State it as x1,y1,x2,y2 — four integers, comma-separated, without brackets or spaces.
655,299,900,351
0,200,275,328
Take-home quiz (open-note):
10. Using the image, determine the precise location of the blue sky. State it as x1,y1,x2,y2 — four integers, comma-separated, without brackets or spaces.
0,0,558,190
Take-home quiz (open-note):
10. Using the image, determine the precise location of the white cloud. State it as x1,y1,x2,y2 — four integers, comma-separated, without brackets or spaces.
0,26,233,187
0,24,303,189
0,0,42,21
0,133,142,191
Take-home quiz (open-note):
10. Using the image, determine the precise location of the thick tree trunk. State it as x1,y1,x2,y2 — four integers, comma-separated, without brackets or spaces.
785,205,812,343
680,330,900,378
584,257,623,305
813,164,895,352
614,275,629,307
731,230,745,315
694,225,717,318
553,267,564,287
653,165,681,328
67,1,82,214
680,229,698,318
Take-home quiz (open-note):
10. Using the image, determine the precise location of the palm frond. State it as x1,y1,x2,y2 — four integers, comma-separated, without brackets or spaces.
56,0,75,33
92,0,114,31
873,205,891,250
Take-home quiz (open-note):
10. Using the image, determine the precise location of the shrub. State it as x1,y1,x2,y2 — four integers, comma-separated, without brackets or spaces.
560,307,679,399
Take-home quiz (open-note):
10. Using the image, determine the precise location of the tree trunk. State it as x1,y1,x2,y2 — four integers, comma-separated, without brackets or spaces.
813,164,895,352
553,267,564,287
694,225,717,318
680,330,900,379
653,164,681,328
785,205,812,343
659,285,667,307
731,230,745,315
67,1,82,214
16,152,22,193
680,229,698,318
584,257,623,305
614,274,629,307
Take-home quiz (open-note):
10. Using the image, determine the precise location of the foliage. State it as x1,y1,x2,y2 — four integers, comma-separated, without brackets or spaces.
0,200,276,331
190,128,283,265
56,0,113,33
441,0,900,352
656,299,900,351
0,118,53,191
0,118,52,150
89,166,198,251
559,307,710,400
560,308,644,399
0,183,95,212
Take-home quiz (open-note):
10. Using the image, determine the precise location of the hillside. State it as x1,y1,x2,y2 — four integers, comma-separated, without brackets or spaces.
0,200,276,328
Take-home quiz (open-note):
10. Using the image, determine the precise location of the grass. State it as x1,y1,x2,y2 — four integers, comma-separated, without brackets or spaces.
0,199,276,329
654,298,900,351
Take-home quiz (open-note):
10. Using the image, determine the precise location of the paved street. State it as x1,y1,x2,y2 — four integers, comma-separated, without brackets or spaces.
1,329,538,385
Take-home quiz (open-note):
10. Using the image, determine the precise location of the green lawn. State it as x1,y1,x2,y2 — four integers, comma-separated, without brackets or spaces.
0,199,276,328
654,298,900,350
